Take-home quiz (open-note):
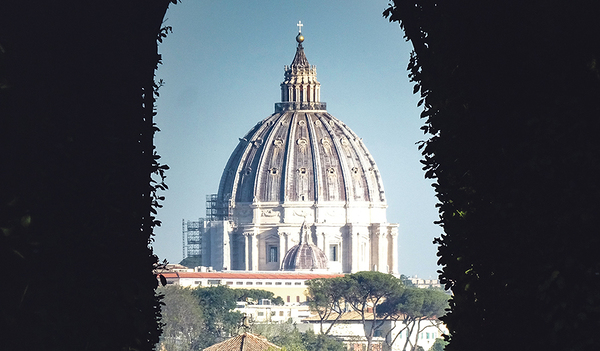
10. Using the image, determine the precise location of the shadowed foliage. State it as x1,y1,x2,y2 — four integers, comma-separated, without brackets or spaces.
385,1,600,351
0,1,175,350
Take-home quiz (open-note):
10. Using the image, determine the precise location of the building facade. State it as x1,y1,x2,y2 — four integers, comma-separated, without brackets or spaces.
193,28,398,274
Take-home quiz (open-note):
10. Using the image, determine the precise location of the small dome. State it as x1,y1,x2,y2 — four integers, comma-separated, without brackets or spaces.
281,224,328,271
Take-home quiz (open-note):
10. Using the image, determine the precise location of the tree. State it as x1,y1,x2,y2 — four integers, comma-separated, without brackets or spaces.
305,276,349,334
384,1,600,351
379,288,449,351
428,338,447,351
263,323,345,351
158,286,206,351
180,256,202,268
344,272,404,351
232,288,285,306
192,285,243,346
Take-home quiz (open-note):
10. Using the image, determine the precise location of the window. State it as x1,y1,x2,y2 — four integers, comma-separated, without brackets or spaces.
296,296,300,302
256,282,262,285
294,282,301,285
330,244,338,261
236,282,243,285
285,282,291,285
275,282,282,285
266,282,273,285
287,296,290,303
268,246,278,262
226,281,233,285
257,312,264,316
279,311,284,316
246,282,253,285
207,280,221,285
194,281,202,285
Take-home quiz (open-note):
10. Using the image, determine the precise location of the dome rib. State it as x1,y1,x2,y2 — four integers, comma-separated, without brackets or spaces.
253,113,286,203
306,113,321,202
281,112,297,202
320,114,352,202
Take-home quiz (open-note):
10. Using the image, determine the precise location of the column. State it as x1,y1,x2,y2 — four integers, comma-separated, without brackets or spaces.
243,233,250,271
351,227,359,273
278,231,286,269
389,226,399,274
252,232,259,271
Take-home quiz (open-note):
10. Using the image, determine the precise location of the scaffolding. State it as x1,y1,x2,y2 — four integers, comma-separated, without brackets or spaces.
182,194,232,262
182,219,204,260
206,193,231,220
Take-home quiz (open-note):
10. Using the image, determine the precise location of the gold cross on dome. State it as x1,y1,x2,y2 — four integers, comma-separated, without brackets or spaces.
297,21,303,33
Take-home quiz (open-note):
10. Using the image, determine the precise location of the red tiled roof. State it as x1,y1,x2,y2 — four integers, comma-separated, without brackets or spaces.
162,271,344,280
202,332,281,351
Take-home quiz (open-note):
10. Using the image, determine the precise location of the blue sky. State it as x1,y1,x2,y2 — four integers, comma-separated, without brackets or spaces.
153,0,441,278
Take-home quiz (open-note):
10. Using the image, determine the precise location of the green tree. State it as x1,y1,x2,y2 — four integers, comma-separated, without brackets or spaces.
344,272,404,351
384,1,600,351
232,288,285,306
428,338,447,351
180,256,202,268
379,288,449,351
192,285,243,345
158,286,206,351
305,276,349,334
265,323,345,351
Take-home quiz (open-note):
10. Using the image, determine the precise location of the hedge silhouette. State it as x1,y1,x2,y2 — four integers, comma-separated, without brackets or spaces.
0,1,174,350
385,1,600,351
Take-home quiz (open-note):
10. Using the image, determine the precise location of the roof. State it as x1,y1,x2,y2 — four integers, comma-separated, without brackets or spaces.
282,224,328,271
291,43,309,68
162,271,344,280
203,333,281,351
215,33,388,206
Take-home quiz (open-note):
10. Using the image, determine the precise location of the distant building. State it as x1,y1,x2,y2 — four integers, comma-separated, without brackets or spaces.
303,311,446,351
235,300,312,324
184,24,398,275
160,271,343,305
403,276,443,289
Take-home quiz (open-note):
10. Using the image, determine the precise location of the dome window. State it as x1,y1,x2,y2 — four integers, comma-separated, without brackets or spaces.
270,168,278,175
327,168,336,175
299,167,307,175
297,137,308,147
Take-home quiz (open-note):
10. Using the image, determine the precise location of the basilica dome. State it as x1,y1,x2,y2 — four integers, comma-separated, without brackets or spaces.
200,28,398,274
216,38,386,208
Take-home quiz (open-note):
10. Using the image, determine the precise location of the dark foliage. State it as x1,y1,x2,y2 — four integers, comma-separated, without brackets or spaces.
270,327,346,351
232,288,285,306
0,1,174,350
180,256,202,268
192,285,244,345
385,1,600,351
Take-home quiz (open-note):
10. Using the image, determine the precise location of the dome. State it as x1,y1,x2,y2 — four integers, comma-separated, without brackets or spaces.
281,224,328,271
216,40,386,207
199,28,398,275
